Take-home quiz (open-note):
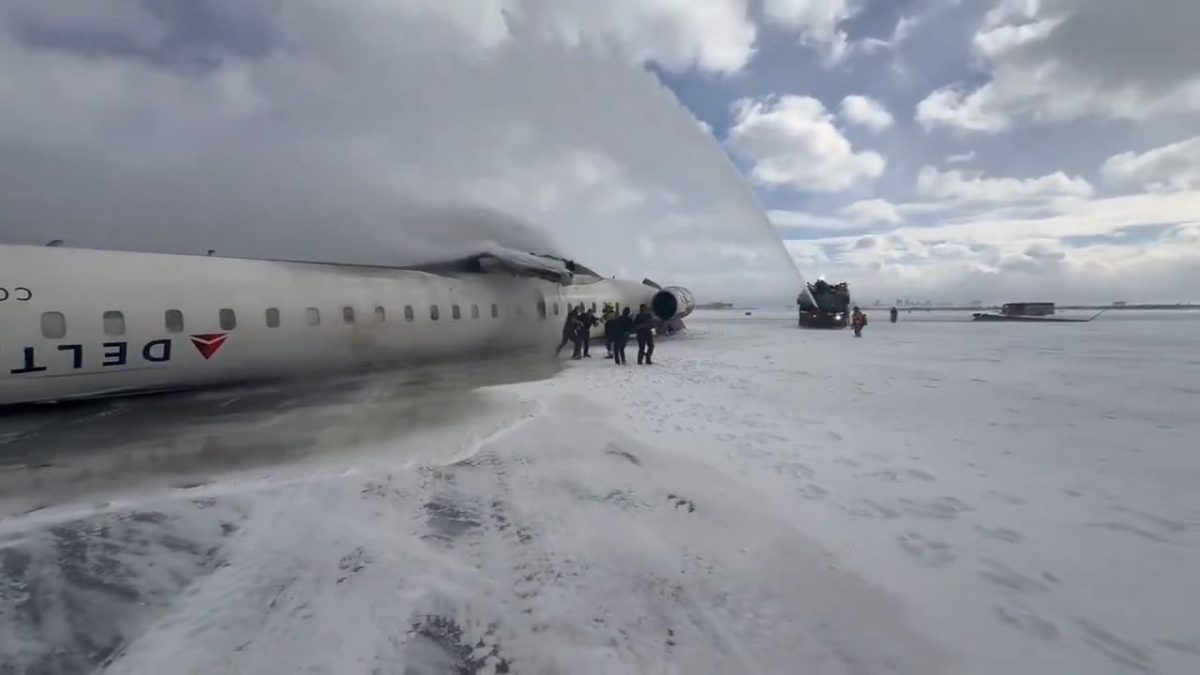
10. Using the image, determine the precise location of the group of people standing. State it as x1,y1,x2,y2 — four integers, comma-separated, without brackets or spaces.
556,303,657,365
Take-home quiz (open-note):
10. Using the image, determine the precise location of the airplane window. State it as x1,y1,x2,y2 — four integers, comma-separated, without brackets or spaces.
41,312,66,339
491,303,499,318
306,307,321,326
452,304,461,320
375,306,386,322
404,305,414,321
265,307,281,328
103,311,126,336
471,304,479,319
165,309,184,333
220,308,237,330
537,300,547,319
430,305,440,321
343,306,356,324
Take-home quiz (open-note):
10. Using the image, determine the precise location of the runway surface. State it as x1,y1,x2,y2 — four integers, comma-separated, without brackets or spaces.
2,310,1198,674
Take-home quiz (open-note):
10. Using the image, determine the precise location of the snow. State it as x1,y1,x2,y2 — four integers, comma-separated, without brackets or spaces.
2,310,1199,674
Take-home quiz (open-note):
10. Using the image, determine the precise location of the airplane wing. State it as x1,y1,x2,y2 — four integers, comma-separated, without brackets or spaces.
199,247,599,285
408,247,602,285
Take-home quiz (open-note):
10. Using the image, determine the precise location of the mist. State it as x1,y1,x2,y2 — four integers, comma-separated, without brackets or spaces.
0,0,801,304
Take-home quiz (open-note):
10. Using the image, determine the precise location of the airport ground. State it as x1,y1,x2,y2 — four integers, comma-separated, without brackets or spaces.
1,310,1197,674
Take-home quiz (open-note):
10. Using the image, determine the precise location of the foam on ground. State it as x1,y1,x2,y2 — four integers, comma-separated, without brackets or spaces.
3,310,1198,674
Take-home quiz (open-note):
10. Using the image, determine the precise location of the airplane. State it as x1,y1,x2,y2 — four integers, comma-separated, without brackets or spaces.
0,244,694,407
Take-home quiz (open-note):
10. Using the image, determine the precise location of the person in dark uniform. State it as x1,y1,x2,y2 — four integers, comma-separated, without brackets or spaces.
633,304,656,365
889,306,898,324
611,307,633,365
556,307,580,357
577,308,598,357
602,308,617,358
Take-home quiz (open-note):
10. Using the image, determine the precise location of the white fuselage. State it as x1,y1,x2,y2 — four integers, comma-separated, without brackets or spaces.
0,246,659,406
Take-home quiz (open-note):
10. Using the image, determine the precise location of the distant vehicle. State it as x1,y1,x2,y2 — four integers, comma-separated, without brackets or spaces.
798,280,849,328
1002,302,1055,316
973,302,1105,323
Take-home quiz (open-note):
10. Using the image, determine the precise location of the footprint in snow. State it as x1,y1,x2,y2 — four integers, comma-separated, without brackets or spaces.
898,496,971,519
797,484,829,500
336,546,371,584
667,493,696,513
978,559,1050,594
993,604,1060,642
896,532,955,567
975,525,1025,544
406,615,513,674
867,468,937,483
774,461,814,479
604,445,642,466
838,498,900,520
1079,620,1154,673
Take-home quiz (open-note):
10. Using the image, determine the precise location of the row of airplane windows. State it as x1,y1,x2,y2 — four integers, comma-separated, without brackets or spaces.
33,300,611,340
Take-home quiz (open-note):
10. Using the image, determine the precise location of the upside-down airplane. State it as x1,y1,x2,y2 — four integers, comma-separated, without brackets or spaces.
0,244,694,406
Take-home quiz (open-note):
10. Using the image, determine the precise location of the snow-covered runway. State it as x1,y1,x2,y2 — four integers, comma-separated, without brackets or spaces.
2,310,1197,674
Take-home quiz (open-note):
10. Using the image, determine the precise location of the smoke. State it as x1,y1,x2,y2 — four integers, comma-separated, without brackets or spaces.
0,1,800,303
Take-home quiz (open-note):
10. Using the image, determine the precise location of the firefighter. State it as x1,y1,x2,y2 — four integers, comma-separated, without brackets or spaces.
851,306,868,337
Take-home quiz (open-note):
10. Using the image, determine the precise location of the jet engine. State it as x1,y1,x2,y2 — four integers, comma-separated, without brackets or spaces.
651,286,695,322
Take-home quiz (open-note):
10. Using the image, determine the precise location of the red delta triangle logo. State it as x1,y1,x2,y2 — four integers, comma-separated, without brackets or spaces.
189,333,229,360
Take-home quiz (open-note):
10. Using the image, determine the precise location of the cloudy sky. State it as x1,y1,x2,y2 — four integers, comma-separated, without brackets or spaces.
655,0,1200,304
2,1,1199,304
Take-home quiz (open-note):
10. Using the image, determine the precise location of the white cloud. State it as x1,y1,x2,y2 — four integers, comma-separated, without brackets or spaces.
0,0,800,305
916,86,1010,133
769,210,852,231
1163,222,1200,245
839,95,894,132
520,0,758,74
840,199,903,225
783,239,831,268
895,201,957,216
945,150,976,165
1102,135,1200,193
761,0,859,63
726,95,886,193
861,15,919,54
869,192,1200,255
916,166,1094,204
781,191,1200,304
916,0,1200,133
770,199,905,232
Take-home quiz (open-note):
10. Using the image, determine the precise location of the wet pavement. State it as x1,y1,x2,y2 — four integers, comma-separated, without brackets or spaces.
0,353,562,520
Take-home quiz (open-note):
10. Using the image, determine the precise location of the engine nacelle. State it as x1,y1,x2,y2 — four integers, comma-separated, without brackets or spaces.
651,286,695,322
